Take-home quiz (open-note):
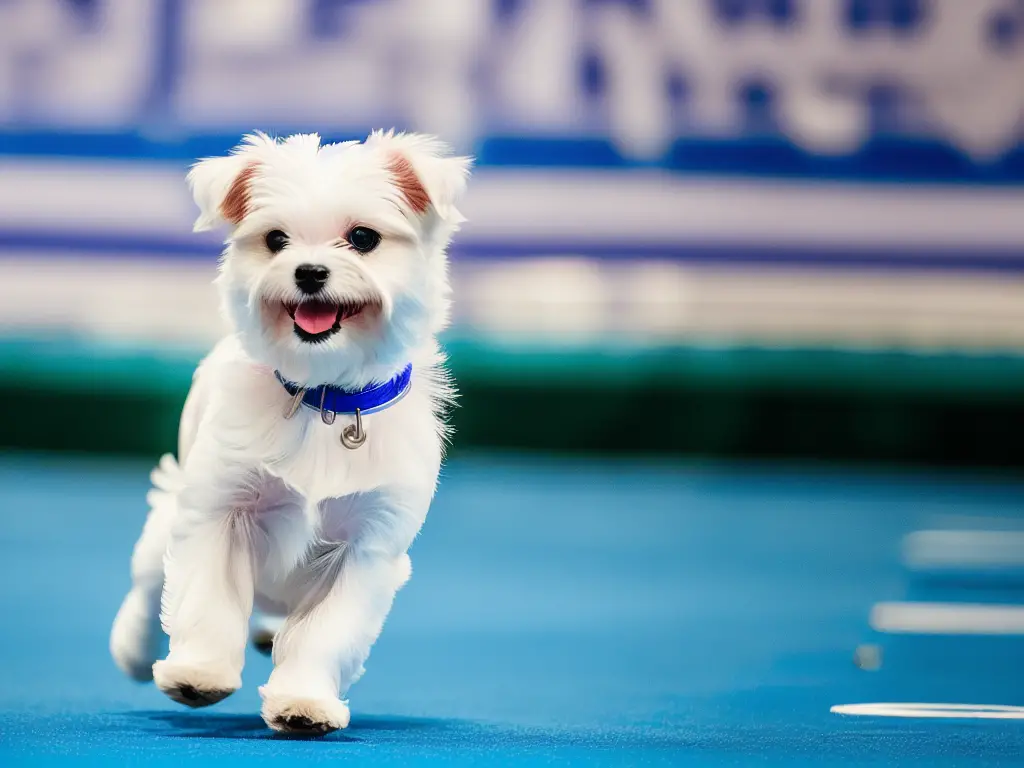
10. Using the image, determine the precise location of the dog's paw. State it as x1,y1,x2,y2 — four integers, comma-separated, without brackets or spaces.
152,659,240,708
110,590,162,682
259,688,350,736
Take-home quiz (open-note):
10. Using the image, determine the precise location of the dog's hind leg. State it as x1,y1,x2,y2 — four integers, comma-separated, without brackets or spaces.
110,454,182,682
251,590,289,657
250,611,285,657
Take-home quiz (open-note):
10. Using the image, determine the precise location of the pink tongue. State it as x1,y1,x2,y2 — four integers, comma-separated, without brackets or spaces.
294,303,338,334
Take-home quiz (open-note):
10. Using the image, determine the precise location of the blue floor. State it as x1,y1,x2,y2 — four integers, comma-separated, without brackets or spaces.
1,454,1023,766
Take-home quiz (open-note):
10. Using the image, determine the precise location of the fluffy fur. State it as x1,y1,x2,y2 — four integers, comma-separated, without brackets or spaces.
110,131,470,735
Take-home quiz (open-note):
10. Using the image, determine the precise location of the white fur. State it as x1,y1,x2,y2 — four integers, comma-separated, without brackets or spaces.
110,131,470,735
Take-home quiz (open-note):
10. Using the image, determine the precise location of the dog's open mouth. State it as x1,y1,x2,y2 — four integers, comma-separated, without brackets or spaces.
284,299,367,343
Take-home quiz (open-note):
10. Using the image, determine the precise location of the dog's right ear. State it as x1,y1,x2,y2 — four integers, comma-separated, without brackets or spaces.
187,153,259,233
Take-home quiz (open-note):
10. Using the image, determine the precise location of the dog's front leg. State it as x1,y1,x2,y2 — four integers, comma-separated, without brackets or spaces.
151,463,261,708
258,539,414,735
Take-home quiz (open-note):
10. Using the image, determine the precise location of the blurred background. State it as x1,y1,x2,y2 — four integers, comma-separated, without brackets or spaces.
2,2,1024,763
1,0,1024,465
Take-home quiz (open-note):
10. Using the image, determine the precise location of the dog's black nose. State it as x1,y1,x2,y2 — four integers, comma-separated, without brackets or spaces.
295,264,330,295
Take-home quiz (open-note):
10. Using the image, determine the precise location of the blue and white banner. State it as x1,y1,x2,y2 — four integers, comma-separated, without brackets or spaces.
3,0,1024,352
2,0,1024,181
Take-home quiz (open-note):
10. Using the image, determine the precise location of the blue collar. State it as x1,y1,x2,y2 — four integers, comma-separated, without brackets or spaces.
275,364,413,417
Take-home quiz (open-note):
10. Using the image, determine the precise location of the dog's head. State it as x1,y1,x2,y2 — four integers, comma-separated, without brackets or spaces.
189,131,471,387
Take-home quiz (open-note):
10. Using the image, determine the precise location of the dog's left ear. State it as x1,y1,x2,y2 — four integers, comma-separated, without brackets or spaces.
369,131,472,225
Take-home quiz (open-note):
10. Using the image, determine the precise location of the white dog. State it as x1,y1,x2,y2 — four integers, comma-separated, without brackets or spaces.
109,130,471,735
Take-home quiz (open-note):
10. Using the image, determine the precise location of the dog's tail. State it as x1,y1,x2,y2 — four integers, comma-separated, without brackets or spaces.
148,452,186,507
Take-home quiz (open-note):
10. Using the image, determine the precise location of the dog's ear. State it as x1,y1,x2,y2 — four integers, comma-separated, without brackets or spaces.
369,131,473,224
187,148,260,233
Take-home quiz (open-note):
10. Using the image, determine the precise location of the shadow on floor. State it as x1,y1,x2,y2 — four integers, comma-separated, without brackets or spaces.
113,710,461,742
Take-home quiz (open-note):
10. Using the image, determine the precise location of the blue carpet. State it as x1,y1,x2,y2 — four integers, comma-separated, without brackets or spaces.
0,454,1022,765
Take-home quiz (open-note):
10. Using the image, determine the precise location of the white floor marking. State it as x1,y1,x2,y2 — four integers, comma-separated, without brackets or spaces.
870,601,1024,635
903,530,1024,570
832,703,1024,720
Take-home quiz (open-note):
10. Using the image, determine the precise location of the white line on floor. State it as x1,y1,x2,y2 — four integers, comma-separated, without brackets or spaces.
870,601,1024,635
832,703,1024,719
902,530,1024,570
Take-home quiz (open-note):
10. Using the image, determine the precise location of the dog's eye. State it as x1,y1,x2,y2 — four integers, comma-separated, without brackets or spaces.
346,226,381,254
265,230,289,254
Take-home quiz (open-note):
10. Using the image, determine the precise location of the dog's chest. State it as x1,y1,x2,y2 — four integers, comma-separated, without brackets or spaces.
245,402,440,507
204,350,443,505
269,415,385,501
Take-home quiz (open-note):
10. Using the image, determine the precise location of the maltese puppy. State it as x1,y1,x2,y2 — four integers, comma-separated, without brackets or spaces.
109,130,471,735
